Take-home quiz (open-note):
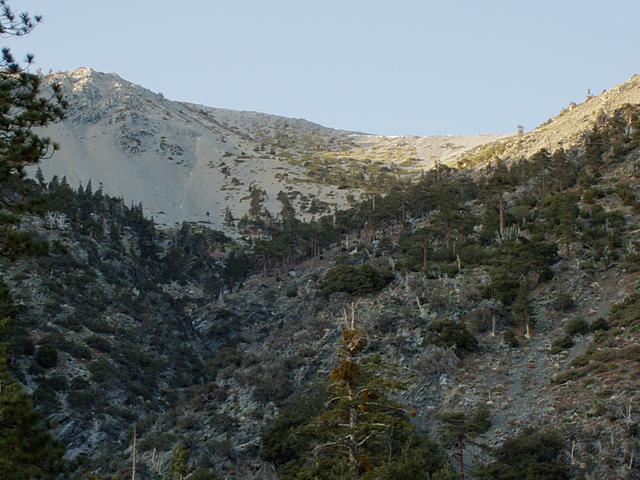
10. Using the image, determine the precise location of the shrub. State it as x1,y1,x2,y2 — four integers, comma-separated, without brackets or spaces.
318,264,394,297
190,469,222,480
565,317,590,336
591,317,609,331
261,387,327,468
69,376,91,390
251,364,293,403
424,320,478,353
35,344,58,369
474,429,571,479
66,390,96,409
550,335,574,354
464,307,493,334
44,374,68,391
552,293,576,312
86,335,112,353
21,337,35,356
64,342,93,360
503,329,519,348
285,286,298,298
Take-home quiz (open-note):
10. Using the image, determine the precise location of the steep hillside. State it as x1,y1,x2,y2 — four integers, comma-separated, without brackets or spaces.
458,74,640,168
4,101,640,479
37,68,504,228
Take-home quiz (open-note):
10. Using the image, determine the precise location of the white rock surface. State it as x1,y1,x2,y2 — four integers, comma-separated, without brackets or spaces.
35,67,506,227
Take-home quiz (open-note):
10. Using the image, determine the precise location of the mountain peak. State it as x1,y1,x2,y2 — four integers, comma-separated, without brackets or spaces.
37,69,504,227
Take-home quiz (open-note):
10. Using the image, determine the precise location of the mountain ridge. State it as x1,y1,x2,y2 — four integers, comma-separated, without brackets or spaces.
37,67,506,228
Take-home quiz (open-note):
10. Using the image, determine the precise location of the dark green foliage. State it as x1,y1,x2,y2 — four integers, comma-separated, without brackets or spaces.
424,319,478,353
252,365,293,403
318,264,394,297
437,405,491,478
607,293,640,328
474,429,571,480
0,0,66,262
362,439,450,480
0,375,67,478
0,266,66,478
261,387,327,469
565,317,590,336
512,279,534,336
285,285,298,297
591,317,609,331
1,229,49,260
483,240,558,305
552,293,575,312
615,182,638,209
437,405,491,445
503,329,519,348
34,343,57,368
86,335,112,353
483,267,520,305
263,326,449,479
167,441,190,480
190,468,222,480
550,335,574,354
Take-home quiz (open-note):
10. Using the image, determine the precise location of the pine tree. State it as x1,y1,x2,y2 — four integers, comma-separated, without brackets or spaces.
223,205,235,227
513,278,534,339
0,0,66,257
437,406,491,480
0,0,66,189
484,160,512,237
277,190,296,226
0,282,66,478
248,184,266,220
267,305,450,479
0,6,68,475
167,442,189,480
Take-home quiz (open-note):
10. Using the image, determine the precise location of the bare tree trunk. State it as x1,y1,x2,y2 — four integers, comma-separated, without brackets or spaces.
131,425,137,480
422,240,428,271
416,295,424,316
456,441,465,480
499,192,505,237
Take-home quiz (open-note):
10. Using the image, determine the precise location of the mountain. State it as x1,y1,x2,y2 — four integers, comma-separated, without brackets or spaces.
38,68,505,227
4,72,640,479
457,74,640,168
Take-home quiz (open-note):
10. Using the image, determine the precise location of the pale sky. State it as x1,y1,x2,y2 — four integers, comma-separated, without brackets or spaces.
5,1,640,135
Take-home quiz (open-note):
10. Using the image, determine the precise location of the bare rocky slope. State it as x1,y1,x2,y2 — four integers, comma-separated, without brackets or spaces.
457,74,640,168
37,68,504,228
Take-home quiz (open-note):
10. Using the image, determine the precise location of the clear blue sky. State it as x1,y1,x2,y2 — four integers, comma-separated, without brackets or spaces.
5,1,640,135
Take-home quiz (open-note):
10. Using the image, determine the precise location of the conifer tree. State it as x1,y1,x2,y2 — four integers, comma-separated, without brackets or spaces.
437,405,491,480
474,429,570,480
277,190,296,226
223,205,235,227
0,281,66,478
0,5,68,476
167,442,189,480
248,184,266,220
0,0,66,257
513,278,534,339
265,305,450,479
